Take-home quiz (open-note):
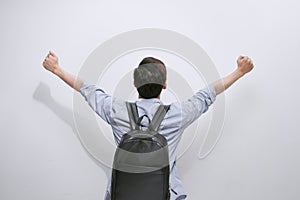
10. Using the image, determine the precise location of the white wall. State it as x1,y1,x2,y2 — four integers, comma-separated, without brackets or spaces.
1,0,300,199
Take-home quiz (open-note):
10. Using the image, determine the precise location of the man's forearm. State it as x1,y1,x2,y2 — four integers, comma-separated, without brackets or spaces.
54,67,83,92
43,51,83,92
211,55,254,95
211,69,244,95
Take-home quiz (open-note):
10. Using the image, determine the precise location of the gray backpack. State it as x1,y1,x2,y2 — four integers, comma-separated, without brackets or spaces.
111,102,170,200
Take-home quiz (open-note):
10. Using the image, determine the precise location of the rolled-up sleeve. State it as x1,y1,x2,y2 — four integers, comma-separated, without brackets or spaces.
180,86,216,128
80,82,113,124
192,85,216,114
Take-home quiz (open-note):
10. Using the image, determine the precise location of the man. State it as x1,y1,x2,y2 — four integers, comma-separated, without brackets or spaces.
43,51,254,199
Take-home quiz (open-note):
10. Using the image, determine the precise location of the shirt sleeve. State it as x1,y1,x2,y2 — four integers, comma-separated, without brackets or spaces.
192,85,216,114
79,82,113,124
180,85,216,129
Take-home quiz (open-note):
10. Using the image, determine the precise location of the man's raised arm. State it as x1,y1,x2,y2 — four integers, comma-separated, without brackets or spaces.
211,55,254,95
42,51,83,92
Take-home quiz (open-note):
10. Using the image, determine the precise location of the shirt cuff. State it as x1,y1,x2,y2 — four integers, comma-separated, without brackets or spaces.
79,82,89,96
204,85,217,103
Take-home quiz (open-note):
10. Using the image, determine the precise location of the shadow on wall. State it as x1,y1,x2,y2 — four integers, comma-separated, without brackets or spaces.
32,81,110,177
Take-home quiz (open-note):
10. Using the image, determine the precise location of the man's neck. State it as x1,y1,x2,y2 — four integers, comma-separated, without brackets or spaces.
138,95,161,99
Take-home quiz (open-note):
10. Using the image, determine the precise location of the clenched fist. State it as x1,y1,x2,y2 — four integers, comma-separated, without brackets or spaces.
237,56,254,76
42,51,60,74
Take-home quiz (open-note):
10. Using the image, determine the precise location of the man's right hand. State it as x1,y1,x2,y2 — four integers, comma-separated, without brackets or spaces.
237,56,254,76
211,55,254,95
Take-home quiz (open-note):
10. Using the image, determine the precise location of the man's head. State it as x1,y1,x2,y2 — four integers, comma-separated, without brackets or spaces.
134,57,167,99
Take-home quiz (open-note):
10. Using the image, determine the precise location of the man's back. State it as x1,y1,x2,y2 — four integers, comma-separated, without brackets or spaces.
80,82,216,200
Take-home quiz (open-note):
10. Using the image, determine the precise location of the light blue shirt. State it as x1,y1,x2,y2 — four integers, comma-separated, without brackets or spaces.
80,83,216,200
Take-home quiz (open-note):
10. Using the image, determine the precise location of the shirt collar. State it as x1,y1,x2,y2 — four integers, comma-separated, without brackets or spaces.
137,98,162,104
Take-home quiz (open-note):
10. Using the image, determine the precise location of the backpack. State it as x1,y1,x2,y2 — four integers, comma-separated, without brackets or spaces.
110,102,171,200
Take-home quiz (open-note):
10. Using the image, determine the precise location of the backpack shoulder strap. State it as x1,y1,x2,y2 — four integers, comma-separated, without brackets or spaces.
150,105,170,131
126,102,140,130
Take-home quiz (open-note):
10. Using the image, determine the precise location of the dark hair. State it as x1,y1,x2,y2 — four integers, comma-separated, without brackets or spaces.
134,57,167,99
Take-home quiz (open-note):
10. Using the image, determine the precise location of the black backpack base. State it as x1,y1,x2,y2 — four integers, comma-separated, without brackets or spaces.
112,169,169,200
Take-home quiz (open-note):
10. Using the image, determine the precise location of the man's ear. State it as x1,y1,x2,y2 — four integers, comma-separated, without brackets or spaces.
162,83,167,89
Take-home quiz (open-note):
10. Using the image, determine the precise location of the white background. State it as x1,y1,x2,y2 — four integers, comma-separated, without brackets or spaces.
1,0,300,199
